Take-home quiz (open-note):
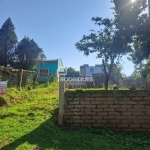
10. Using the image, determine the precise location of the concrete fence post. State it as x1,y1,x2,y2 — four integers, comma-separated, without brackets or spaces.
58,75,65,125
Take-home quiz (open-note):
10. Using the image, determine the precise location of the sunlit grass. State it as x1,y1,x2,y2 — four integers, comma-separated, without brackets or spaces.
1,82,150,150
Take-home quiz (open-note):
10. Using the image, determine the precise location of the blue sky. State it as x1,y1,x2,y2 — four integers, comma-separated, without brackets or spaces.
0,0,136,76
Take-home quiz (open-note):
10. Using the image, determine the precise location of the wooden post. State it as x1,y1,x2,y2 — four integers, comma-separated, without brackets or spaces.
58,75,65,125
19,69,23,90
33,72,38,89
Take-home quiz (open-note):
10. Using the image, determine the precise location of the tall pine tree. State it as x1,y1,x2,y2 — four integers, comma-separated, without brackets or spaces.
0,18,18,67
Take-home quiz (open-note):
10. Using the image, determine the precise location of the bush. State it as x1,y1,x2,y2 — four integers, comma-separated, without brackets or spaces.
0,95,7,107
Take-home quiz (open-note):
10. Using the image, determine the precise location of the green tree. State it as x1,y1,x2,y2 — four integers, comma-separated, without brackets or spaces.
76,17,130,90
15,37,46,70
111,62,124,83
66,67,82,77
112,0,150,64
0,18,18,67
112,0,147,27
130,14,150,64
135,60,150,79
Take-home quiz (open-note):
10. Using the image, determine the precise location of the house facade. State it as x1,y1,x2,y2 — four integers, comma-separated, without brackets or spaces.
80,64,107,77
36,58,63,82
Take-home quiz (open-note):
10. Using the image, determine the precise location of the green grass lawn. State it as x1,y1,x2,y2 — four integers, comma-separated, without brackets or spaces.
1,82,150,150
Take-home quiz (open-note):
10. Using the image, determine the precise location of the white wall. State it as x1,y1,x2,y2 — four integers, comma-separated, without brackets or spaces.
85,66,103,77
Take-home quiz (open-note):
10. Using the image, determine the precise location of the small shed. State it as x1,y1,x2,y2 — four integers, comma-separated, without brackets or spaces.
36,58,63,82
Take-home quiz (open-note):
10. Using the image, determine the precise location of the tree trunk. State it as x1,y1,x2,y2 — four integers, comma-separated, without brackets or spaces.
19,69,23,90
104,76,109,90
102,58,114,90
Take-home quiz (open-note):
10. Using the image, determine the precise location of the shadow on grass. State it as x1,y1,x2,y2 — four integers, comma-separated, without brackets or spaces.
1,108,60,150
1,107,124,150
2,107,149,150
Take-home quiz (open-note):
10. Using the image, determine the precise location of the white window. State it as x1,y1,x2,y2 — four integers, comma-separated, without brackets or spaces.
39,68,49,76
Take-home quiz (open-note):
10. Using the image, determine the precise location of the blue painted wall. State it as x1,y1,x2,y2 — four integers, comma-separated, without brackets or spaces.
37,58,63,82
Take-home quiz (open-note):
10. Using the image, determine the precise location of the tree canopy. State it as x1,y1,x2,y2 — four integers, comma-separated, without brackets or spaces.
0,18,18,67
76,17,131,90
76,0,150,89
112,0,150,64
66,67,82,77
0,18,46,70
15,37,46,70
112,0,147,26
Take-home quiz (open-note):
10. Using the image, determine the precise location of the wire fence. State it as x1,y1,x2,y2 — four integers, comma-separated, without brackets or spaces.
0,66,38,90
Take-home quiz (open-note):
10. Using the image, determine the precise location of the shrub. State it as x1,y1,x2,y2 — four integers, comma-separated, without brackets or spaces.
0,95,7,107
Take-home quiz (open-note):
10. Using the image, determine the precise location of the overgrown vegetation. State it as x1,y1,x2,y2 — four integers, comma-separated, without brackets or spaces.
1,82,150,149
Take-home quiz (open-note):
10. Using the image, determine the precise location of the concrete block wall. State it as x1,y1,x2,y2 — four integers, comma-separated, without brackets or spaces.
63,90,150,131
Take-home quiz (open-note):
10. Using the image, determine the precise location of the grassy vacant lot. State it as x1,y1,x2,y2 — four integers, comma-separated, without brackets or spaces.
0,82,150,150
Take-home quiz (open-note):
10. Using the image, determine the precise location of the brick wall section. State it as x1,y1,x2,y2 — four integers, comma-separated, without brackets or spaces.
64,90,150,131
